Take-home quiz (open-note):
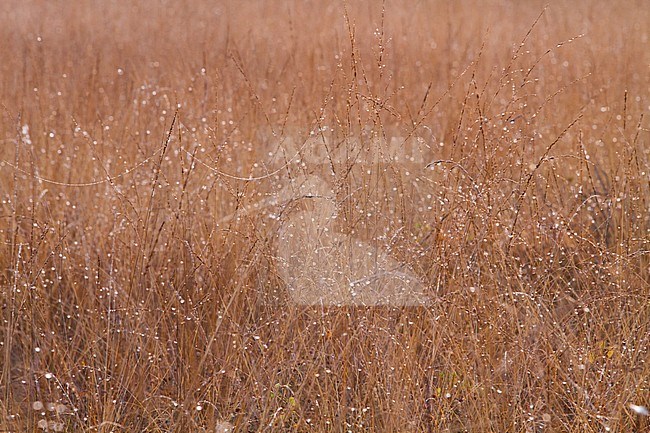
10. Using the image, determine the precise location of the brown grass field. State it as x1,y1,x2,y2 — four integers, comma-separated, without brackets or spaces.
1,1,650,432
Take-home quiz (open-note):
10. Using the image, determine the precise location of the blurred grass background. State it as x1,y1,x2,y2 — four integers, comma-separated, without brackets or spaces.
1,1,649,432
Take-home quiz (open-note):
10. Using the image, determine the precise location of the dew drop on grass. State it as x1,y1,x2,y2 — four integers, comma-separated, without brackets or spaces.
630,404,649,416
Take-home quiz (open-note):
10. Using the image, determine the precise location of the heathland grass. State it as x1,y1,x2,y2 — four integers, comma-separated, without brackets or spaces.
1,1,649,432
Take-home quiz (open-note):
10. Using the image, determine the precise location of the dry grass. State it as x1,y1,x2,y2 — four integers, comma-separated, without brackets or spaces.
1,1,649,432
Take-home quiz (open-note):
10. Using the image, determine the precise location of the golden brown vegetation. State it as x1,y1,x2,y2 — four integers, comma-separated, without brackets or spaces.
1,1,649,432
